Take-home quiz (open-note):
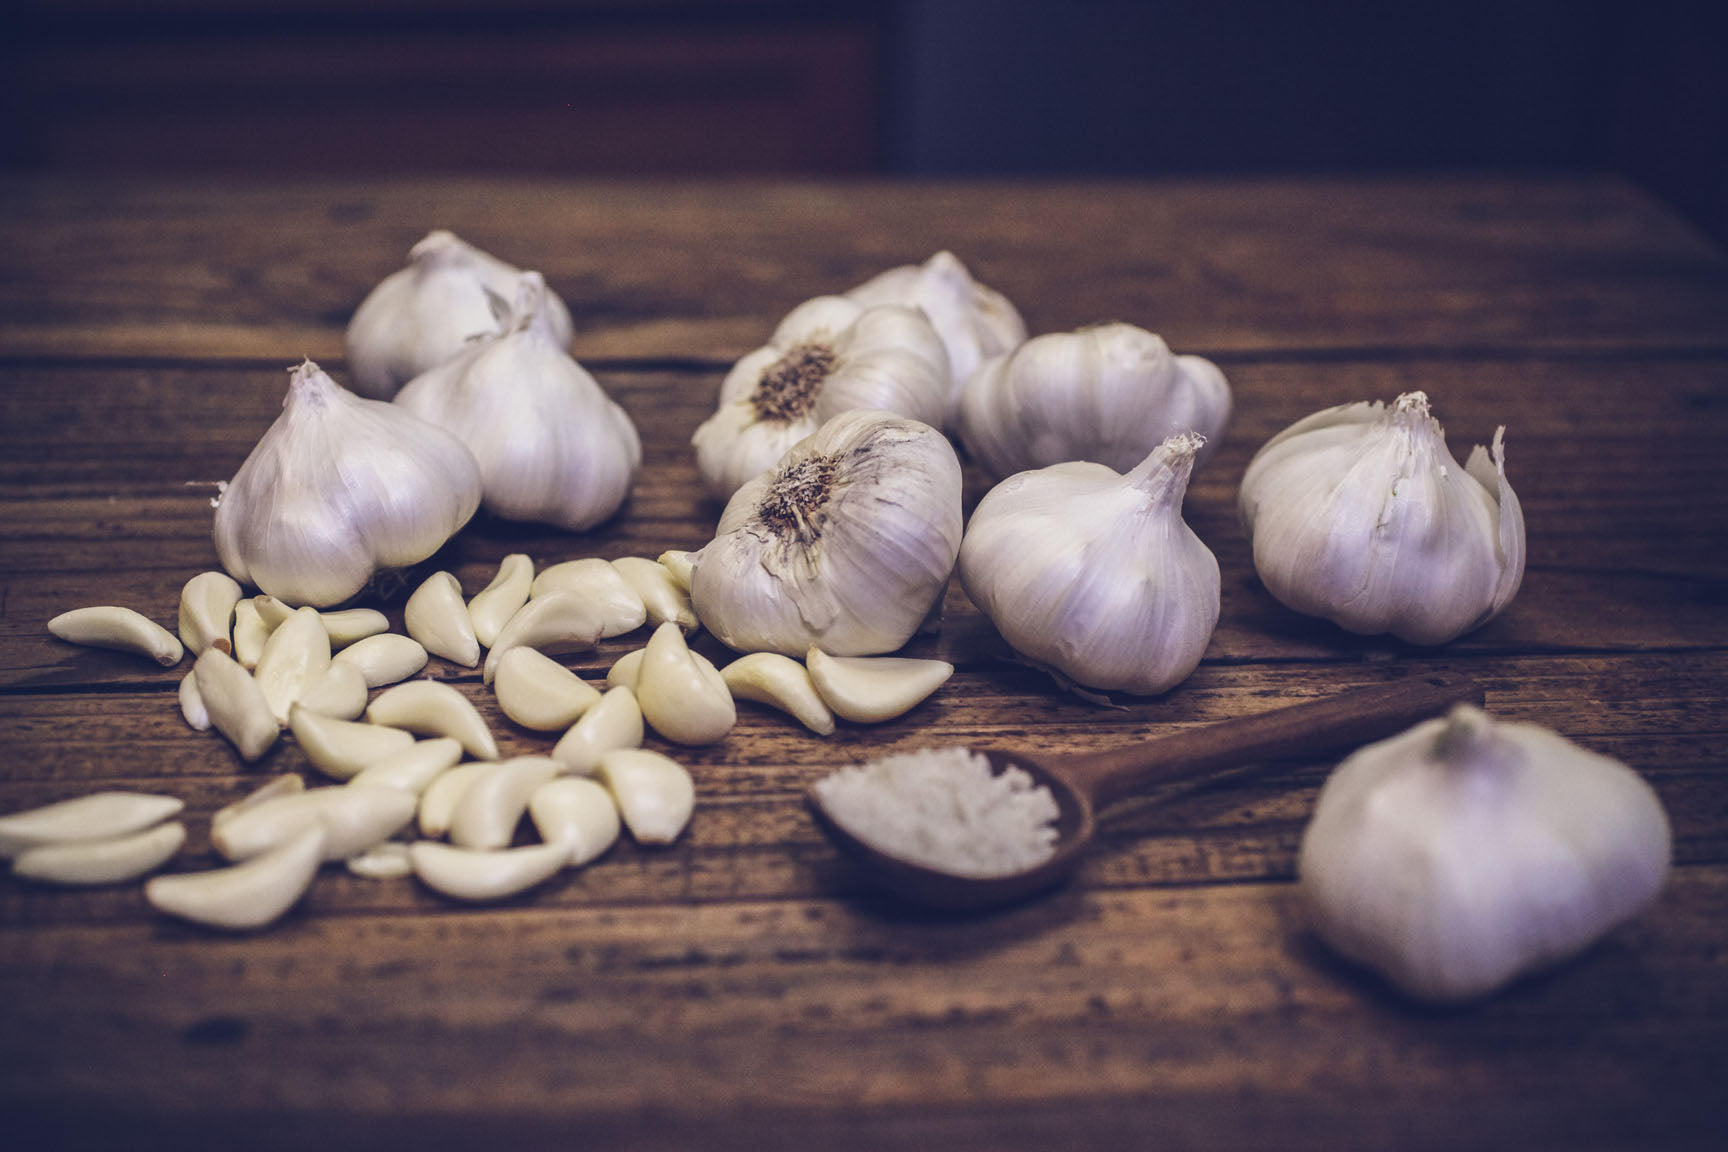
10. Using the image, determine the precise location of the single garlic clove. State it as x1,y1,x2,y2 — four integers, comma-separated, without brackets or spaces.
289,706,417,781
529,777,621,867
212,773,305,829
253,606,333,726
178,571,242,656
179,669,212,732
348,737,464,795
606,648,644,692
531,558,648,638
0,791,185,858
231,598,271,670
294,658,370,721
481,592,609,685
145,824,325,932
635,622,735,745
409,839,570,903
333,633,429,689
48,605,184,667
365,679,498,761
551,685,644,774
805,647,953,723
193,647,279,762
13,822,186,886
468,552,534,648
345,841,415,880
405,570,480,668
720,652,836,735
493,646,602,732
319,608,390,649
656,550,696,592
211,783,416,862
417,761,495,839
612,557,699,632
597,748,695,846
448,757,562,851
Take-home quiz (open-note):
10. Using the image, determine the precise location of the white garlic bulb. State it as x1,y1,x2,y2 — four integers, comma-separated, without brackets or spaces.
395,272,641,531
345,230,576,400
690,296,950,500
213,361,482,607
958,323,1231,482
958,432,1218,695
1299,704,1672,1002
691,409,963,657
1238,391,1525,646
843,250,1026,416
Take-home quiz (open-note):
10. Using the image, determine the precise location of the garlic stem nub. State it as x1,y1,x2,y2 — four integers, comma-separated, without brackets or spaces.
366,679,498,761
805,648,953,723
48,606,184,667
13,821,186,886
0,791,185,858
405,571,480,668
145,824,325,932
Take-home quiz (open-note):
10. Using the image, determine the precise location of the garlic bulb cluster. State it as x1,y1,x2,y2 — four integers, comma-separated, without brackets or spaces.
396,273,641,531
346,230,576,400
691,296,950,499
691,409,963,657
843,251,1027,416
213,361,482,607
958,432,1218,695
958,323,1231,482
1299,704,1671,1002
1238,391,1525,646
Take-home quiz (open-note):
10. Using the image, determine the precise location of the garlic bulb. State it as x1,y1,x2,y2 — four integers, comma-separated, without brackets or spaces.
1238,391,1524,646
346,230,575,400
958,432,1218,695
396,273,641,531
690,296,950,499
691,409,963,657
213,361,482,607
1299,704,1672,1002
843,251,1026,416
958,323,1231,481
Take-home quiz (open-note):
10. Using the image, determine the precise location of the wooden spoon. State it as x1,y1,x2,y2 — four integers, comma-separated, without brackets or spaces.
807,671,1483,910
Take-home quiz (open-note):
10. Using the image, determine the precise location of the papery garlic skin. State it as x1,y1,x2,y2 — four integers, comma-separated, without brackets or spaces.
1299,705,1672,1003
958,323,1231,482
213,361,482,608
691,410,964,657
396,274,641,531
1238,391,1524,646
958,433,1218,695
691,297,951,500
346,230,576,400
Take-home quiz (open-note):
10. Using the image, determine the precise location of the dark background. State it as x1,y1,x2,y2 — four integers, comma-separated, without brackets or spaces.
4,0,1724,245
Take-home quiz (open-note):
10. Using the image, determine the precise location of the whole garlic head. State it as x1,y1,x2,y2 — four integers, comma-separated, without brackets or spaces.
1238,391,1525,646
691,409,963,657
1299,704,1672,1002
213,361,482,607
958,323,1231,482
345,230,576,400
690,296,951,500
958,432,1219,695
395,273,641,531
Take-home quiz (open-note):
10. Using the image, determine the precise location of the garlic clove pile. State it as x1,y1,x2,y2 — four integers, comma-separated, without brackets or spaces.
957,322,1232,482
1298,705,1672,1002
958,432,1220,696
345,229,576,400
213,360,483,608
1237,391,1525,646
691,409,964,658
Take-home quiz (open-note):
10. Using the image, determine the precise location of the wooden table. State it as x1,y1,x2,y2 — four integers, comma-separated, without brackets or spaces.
2,175,1725,1151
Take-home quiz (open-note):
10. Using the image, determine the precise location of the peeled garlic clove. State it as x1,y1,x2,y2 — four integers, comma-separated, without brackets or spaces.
346,841,414,880
349,737,464,795
13,821,186,886
232,598,270,670
295,658,370,721
366,679,498,761
289,706,417,781
48,605,183,667
212,773,305,829
178,570,242,656
531,558,647,638
417,761,494,839
493,646,601,731
194,647,279,762
611,557,698,633
253,606,333,726
0,791,185,858
720,652,835,735
405,570,480,667
319,608,390,648
656,550,696,592
409,838,570,903
529,777,621,867
482,592,608,685
212,784,416,863
606,648,644,692
597,748,694,846
146,824,324,932
467,553,534,648
805,647,953,724
334,633,429,688
635,622,734,745
179,670,211,732
448,757,561,851
551,686,643,774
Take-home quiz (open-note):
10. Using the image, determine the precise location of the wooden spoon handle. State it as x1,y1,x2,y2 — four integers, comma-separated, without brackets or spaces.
1076,671,1483,810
